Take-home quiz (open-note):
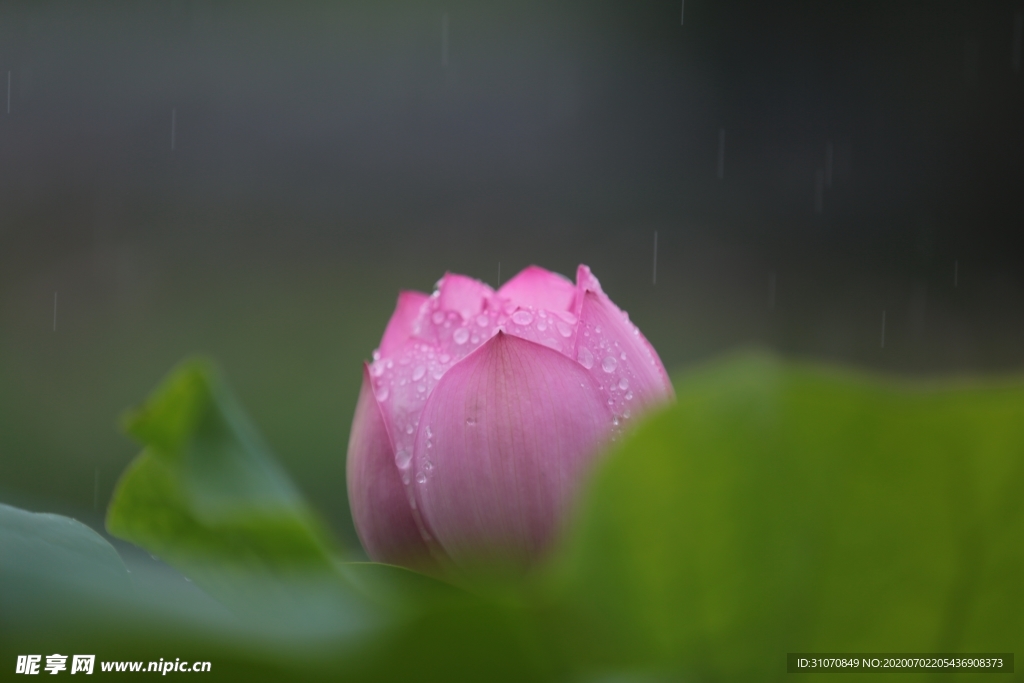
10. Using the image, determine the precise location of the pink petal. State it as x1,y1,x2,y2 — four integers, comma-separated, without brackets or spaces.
378,291,429,358
437,273,494,319
410,332,614,571
499,306,577,358
574,289,674,421
497,265,576,313
347,364,437,572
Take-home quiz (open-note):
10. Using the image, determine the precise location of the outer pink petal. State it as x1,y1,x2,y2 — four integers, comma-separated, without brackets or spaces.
379,291,429,358
346,364,437,571
574,290,674,419
497,265,576,313
410,332,614,571
437,273,494,319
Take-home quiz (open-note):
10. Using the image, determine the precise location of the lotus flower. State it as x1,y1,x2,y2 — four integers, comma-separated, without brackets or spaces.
346,265,673,574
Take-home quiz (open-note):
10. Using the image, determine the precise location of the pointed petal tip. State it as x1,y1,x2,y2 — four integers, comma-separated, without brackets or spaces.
379,290,429,358
496,265,575,312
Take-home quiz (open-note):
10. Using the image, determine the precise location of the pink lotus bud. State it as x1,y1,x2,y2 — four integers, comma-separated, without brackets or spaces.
346,265,673,574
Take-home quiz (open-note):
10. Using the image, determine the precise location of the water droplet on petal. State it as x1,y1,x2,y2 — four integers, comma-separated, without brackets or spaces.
537,320,547,332
625,391,633,400
416,472,427,485
556,321,572,337
432,311,445,325
465,416,477,426
439,353,451,363
412,365,426,381
375,386,389,402
511,310,534,326
453,328,470,345
395,448,412,469
595,326,602,334
602,356,618,373
620,352,627,360
372,350,381,362
476,314,489,327
432,368,444,379
406,424,414,435
618,377,629,390
578,346,594,369
424,459,434,472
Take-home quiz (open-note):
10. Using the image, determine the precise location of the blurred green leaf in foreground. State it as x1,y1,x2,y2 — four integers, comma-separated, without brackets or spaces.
1,352,1021,681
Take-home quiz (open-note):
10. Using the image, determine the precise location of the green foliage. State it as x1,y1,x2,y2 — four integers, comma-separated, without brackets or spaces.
553,351,1024,680
104,358,371,638
2,352,1021,681
0,502,130,603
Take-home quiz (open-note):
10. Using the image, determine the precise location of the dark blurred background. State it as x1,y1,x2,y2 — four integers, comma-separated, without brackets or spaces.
2,0,1023,552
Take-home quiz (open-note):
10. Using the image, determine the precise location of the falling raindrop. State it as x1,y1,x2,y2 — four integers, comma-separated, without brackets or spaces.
825,141,834,187
717,128,725,179
652,231,658,285
441,13,449,67
1015,10,1023,72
